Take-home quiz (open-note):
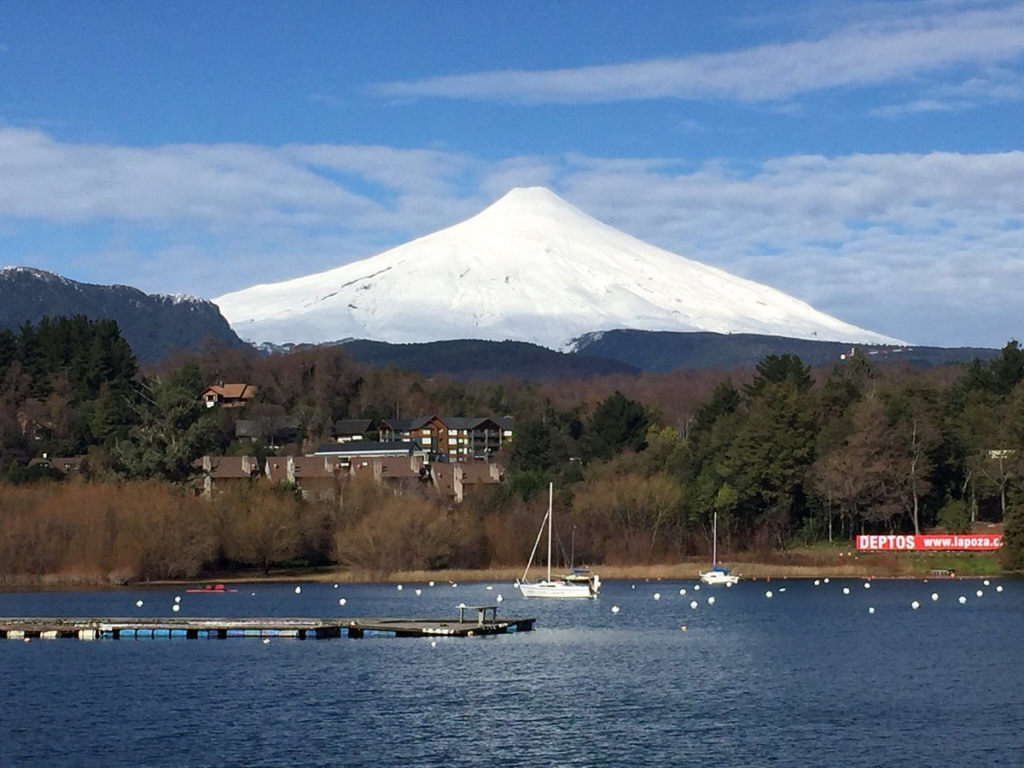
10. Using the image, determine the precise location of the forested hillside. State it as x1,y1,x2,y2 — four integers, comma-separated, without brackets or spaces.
0,267,249,363
2,315,1022,583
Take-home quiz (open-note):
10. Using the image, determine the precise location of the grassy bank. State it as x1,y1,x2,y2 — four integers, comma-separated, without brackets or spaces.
151,549,1005,586
2,550,1007,590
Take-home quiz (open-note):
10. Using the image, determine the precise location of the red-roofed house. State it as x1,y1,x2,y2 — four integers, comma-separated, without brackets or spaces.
201,383,259,408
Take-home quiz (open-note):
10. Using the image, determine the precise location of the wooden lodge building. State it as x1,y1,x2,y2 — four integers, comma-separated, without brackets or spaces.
379,416,513,463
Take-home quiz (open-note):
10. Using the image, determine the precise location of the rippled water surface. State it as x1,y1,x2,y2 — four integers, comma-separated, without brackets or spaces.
1,578,1022,767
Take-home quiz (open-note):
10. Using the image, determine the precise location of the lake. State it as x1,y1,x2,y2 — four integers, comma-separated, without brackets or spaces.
1,578,1022,767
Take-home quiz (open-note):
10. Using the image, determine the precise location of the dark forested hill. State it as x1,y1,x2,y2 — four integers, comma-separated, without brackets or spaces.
340,339,639,380
572,330,999,372
0,267,250,364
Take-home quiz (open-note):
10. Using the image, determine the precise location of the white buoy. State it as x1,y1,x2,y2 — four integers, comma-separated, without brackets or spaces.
414,589,422,596
863,583,871,589
931,593,939,601
135,599,144,608
653,593,661,601
689,600,698,609
397,584,403,591
996,585,1004,593
679,588,686,596
486,586,493,591
984,579,990,586
779,588,786,593
842,587,851,595
431,641,437,647
726,581,733,588
451,583,458,588
707,596,716,605
429,581,435,587
814,580,820,586
334,584,339,589
868,607,875,614
958,596,967,604
911,601,920,610
496,595,503,603
251,592,256,596
976,590,983,598
694,585,701,591
263,638,270,645
294,586,301,595
172,604,180,613
631,584,636,590
174,596,181,603
339,598,346,606
824,578,830,584
765,590,773,598
611,605,620,614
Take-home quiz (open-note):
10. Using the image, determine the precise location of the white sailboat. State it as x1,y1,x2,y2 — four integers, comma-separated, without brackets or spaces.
699,510,739,586
517,483,600,599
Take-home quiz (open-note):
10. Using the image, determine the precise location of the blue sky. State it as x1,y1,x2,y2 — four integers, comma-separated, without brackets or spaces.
1,0,1023,347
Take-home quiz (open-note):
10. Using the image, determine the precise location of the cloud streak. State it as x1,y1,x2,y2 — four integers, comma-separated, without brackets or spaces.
374,4,1024,105
1,128,1022,347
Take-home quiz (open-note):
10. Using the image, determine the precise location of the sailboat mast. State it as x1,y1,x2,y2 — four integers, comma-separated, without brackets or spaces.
712,510,717,566
547,482,553,582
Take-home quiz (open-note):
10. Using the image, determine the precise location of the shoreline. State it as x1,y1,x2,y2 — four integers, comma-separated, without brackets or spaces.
1,552,1009,591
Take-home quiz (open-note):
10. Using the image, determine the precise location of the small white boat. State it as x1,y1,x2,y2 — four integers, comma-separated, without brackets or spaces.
699,510,739,586
699,566,739,586
518,484,599,599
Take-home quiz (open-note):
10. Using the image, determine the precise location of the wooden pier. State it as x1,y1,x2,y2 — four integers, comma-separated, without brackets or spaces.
0,607,535,641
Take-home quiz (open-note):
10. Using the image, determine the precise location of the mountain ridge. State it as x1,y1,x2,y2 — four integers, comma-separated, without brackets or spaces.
0,266,250,364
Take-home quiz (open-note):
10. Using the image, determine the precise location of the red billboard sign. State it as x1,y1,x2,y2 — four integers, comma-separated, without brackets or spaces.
855,534,1002,551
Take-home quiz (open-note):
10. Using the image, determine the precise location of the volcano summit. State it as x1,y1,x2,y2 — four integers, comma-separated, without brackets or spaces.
214,187,902,350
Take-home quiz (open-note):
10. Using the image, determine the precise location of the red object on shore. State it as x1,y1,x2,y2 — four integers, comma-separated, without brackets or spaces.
185,583,238,594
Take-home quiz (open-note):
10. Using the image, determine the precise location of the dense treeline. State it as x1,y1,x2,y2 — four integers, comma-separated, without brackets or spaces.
2,316,1023,581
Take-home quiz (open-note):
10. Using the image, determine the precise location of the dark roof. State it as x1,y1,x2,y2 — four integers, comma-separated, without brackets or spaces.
333,419,375,435
235,418,299,440
311,440,423,457
379,418,416,432
28,456,85,472
440,416,492,430
383,415,514,432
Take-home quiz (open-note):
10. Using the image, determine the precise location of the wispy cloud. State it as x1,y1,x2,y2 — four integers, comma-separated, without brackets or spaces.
373,4,1024,105
1,128,1022,346
0,128,479,233
872,65,1024,115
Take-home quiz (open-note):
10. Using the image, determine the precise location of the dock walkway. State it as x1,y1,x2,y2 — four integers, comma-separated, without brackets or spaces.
0,614,535,641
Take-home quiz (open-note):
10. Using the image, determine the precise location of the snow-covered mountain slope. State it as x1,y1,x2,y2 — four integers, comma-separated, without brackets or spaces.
214,187,903,350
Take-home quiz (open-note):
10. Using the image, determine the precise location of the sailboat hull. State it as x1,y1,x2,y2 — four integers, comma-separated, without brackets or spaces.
699,570,739,586
518,580,597,599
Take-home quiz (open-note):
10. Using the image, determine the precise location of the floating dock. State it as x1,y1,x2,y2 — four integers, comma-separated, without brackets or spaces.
0,607,534,641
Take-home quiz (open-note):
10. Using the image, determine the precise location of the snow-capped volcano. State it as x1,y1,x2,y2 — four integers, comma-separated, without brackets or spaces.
214,187,902,350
